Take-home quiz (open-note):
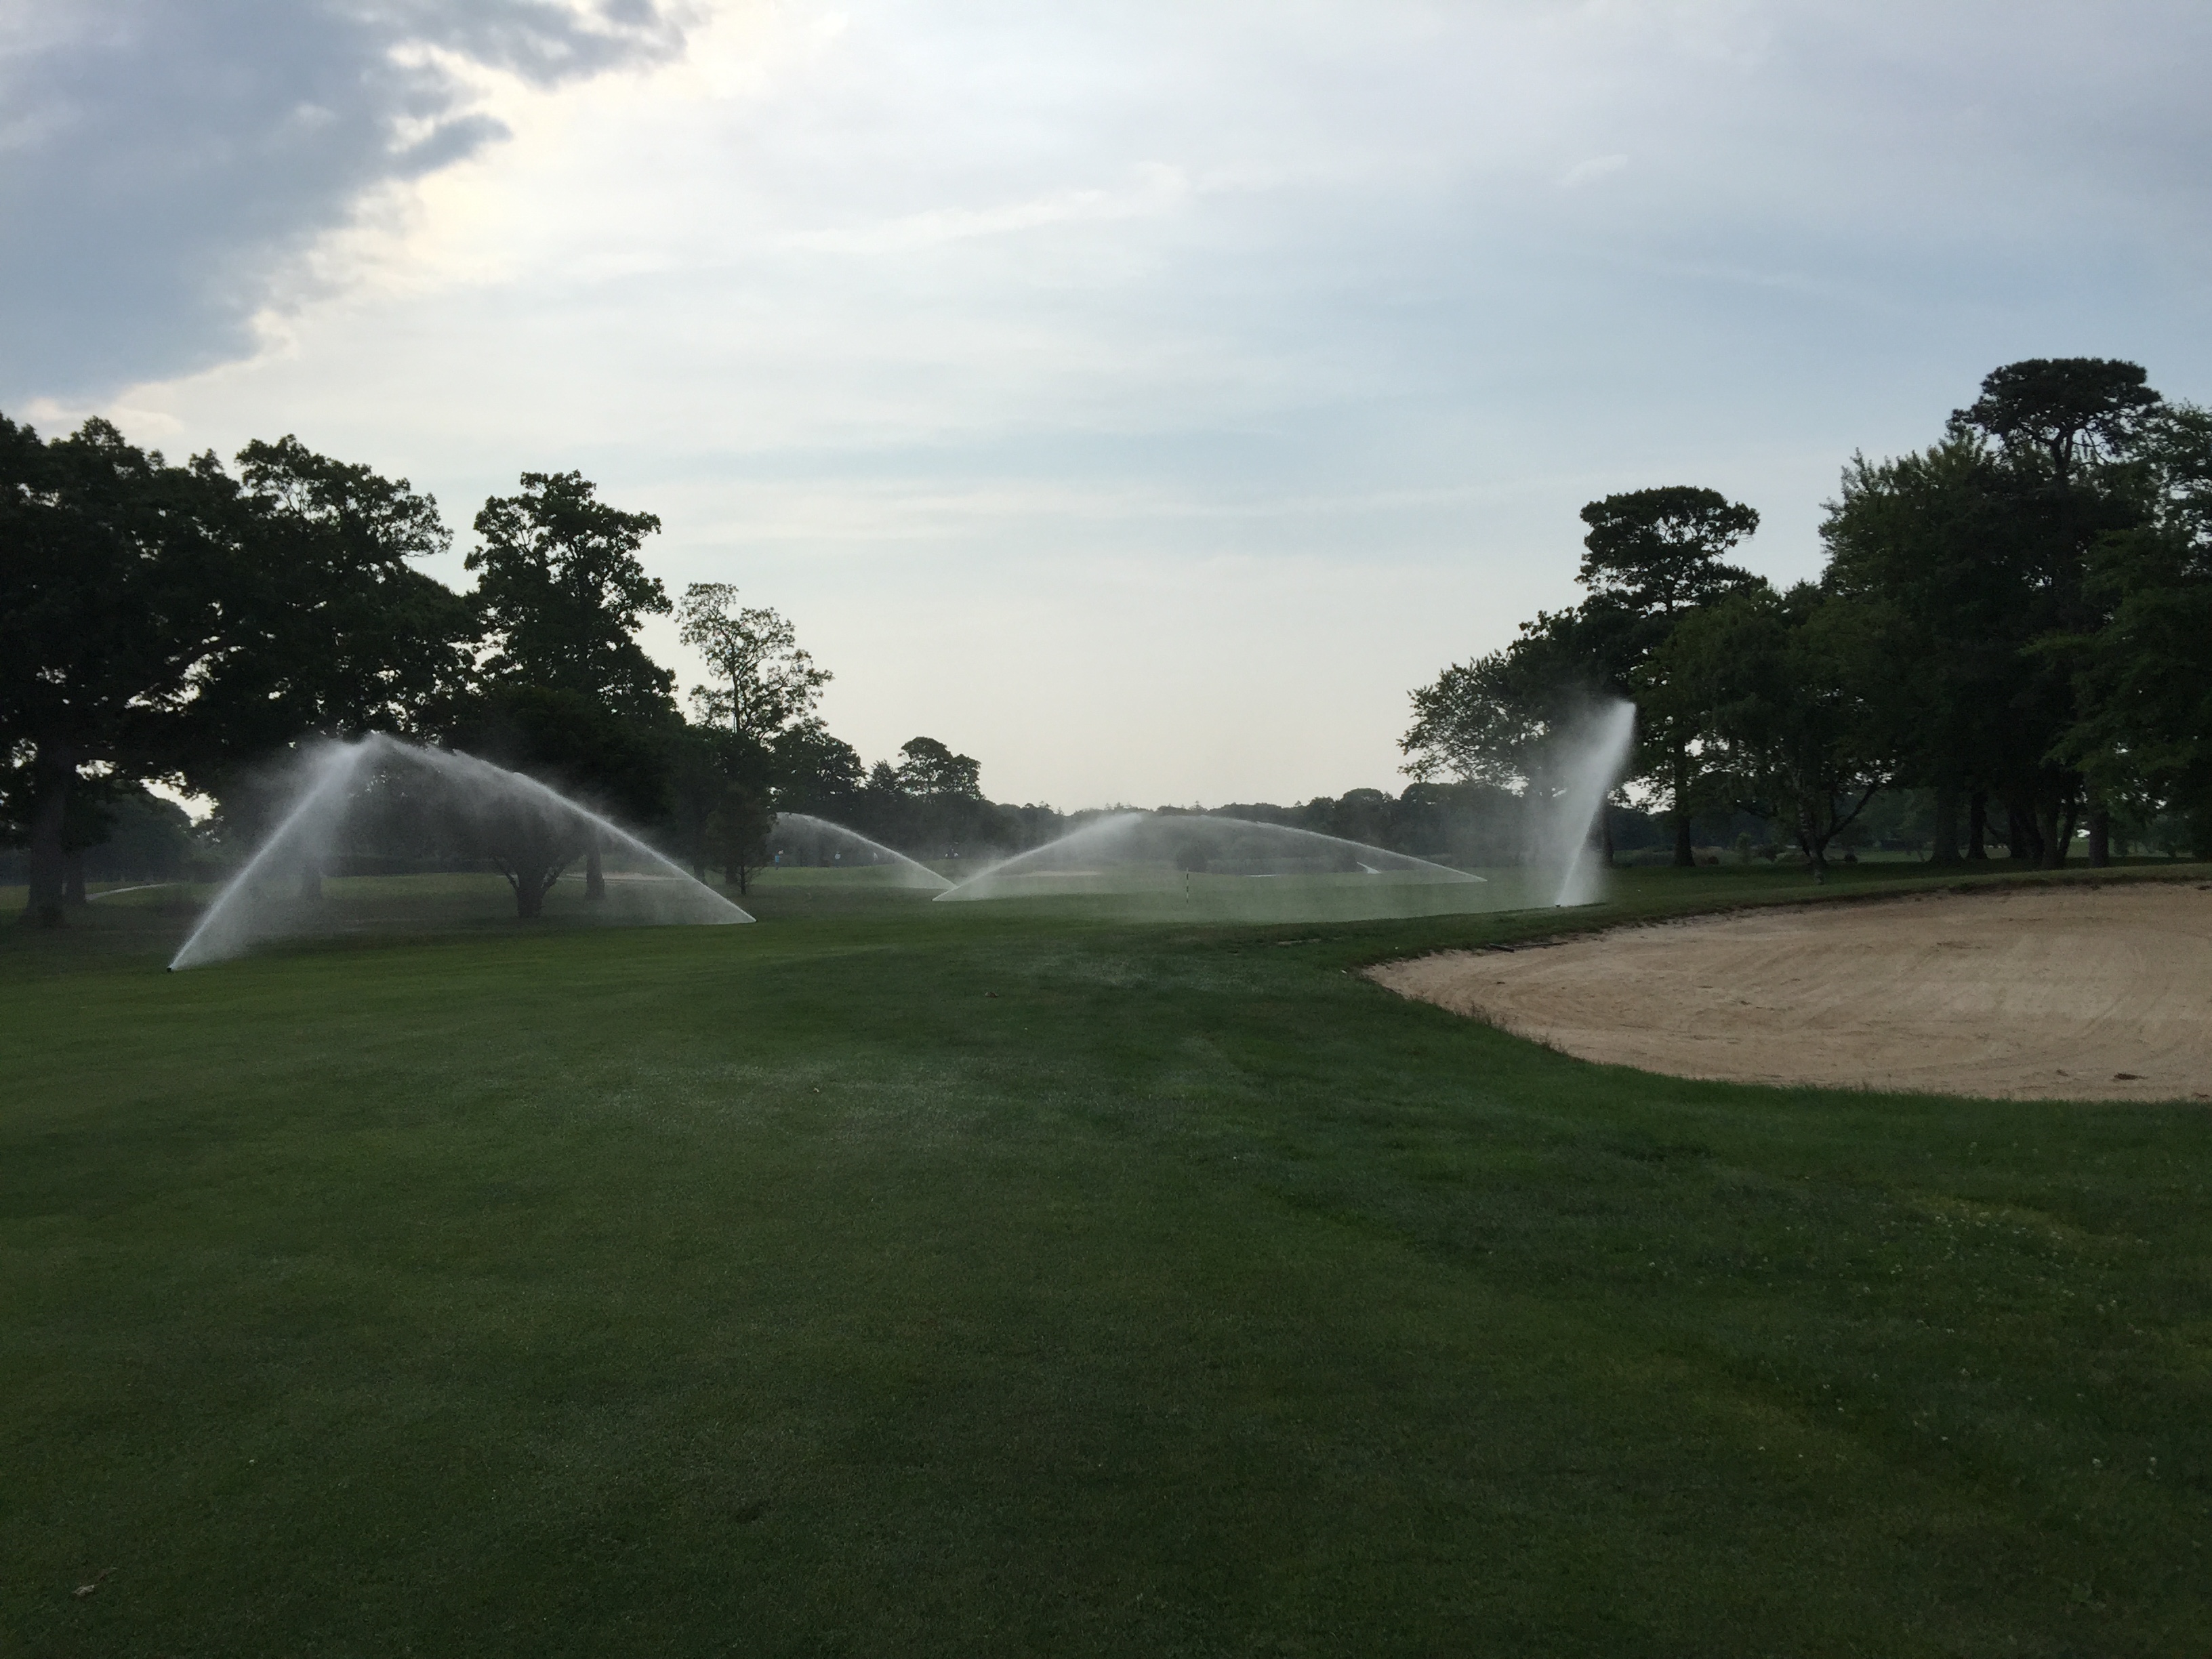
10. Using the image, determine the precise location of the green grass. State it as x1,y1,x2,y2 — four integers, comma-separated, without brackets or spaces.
3,863,2210,1656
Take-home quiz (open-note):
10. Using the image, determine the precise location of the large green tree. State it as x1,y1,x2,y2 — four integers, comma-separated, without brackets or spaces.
853,737,989,854
1820,435,2020,863
468,472,674,718
1654,582,1891,876
185,438,477,893
1580,487,1762,865
2043,403,2212,855
767,719,866,821
1957,358,2163,491
674,583,831,743
1826,359,2160,867
1403,486,1757,867
1401,619,1601,792
464,472,678,899
441,687,674,918
0,417,233,925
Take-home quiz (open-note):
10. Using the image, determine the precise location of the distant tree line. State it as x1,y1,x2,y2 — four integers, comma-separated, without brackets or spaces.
1401,358,2212,874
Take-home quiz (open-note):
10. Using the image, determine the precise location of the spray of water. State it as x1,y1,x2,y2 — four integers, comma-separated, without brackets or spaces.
929,701,1635,921
1542,699,1637,907
768,813,954,890
928,811,1490,923
171,734,750,969
938,812,1483,903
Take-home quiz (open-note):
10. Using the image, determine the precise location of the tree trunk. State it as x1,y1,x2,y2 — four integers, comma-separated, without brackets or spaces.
1966,792,1989,861
23,745,73,927
64,850,89,907
298,861,323,901
2007,805,2039,865
1930,782,1962,865
1600,808,1616,869
501,855,562,919
1672,743,1696,866
584,842,607,902
1803,828,1827,882
2086,802,2112,867
515,870,548,918
2036,801,2068,870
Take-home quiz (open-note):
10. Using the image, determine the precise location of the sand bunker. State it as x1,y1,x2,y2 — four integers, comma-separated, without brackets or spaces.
1368,883,2212,1101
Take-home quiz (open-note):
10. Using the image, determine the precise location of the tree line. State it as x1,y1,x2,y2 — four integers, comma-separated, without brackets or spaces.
16,356,2203,921
0,416,1014,922
1401,358,2212,874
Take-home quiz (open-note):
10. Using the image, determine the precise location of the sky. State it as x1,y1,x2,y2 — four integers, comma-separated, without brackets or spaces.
7,0,2211,808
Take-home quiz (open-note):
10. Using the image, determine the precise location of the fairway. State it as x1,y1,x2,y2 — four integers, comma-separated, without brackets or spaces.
5,867,2211,1655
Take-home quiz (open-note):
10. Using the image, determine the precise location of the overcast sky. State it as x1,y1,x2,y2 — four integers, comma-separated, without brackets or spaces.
7,0,2210,806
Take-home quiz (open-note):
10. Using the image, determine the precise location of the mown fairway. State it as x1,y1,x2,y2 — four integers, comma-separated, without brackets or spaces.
4,867,2209,1656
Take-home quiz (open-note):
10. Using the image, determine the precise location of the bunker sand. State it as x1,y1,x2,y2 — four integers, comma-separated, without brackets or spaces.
1370,884,2212,1101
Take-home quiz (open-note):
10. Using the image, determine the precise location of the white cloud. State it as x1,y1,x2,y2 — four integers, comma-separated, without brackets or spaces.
1560,154,1629,188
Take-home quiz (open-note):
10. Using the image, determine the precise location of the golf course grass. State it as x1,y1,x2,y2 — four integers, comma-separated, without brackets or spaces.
4,863,2209,1654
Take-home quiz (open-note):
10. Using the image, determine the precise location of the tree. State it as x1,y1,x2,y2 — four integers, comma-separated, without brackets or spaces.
1401,637,1582,791
1826,361,2163,869
705,783,775,893
207,437,472,741
1577,487,1762,865
665,722,773,882
888,737,986,852
185,436,476,895
1957,358,2163,491
675,583,830,742
1820,434,2024,863
893,736,983,800
1578,487,1761,619
768,718,865,819
441,687,672,918
1409,488,1761,867
468,472,674,718
2044,403,2212,854
465,472,678,899
1656,583,1890,876
1954,360,2160,865
847,737,988,853
77,786,195,884
0,417,232,925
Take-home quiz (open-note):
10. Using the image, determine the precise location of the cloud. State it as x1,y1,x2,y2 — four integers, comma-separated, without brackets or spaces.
41,0,2212,804
1559,153,1628,188
0,0,688,400
783,165,1195,256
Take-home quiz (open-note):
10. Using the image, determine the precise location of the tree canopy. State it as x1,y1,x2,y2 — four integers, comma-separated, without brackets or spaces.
675,583,830,742
468,472,674,719
1,418,236,921
1406,357,2212,871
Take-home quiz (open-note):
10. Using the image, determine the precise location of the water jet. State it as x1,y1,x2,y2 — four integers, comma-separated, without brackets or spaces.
766,813,954,890
171,735,750,969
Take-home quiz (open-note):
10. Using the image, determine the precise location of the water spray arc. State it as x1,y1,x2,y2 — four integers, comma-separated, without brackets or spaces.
170,735,751,970
769,813,954,890
935,813,1486,904
926,701,1635,922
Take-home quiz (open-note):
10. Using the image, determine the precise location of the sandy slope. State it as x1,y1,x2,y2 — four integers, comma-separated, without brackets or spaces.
1368,882,2212,1101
